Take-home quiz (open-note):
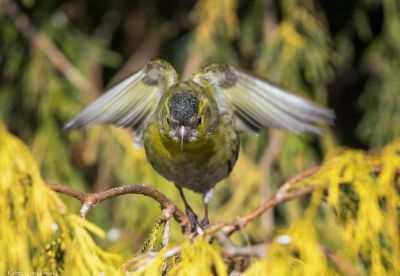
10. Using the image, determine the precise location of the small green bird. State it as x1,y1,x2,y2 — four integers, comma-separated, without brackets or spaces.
65,59,334,229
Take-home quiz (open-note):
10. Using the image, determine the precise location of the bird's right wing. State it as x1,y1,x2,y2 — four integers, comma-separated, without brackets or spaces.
64,59,178,137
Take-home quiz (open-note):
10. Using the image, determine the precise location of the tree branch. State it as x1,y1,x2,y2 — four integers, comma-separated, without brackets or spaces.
46,160,394,273
46,183,190,234
205,166,320,236
215,231,267,258
220,240,359,275
46,165,320,239
258,130,284,232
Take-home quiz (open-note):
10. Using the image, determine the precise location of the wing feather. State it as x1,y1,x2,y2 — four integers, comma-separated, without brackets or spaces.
64,59,177,135
192,64,334,135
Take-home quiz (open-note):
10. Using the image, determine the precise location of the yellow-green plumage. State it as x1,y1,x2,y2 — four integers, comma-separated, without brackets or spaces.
143,80,239,194
144,111,239,193
64,59,334,227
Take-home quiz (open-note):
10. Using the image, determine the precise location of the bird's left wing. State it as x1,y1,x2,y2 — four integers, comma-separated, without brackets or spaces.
192,64,334,135
64,59,177,137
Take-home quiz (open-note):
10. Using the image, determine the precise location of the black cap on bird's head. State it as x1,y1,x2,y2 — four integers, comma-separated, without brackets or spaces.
169,92,199,126
166,91,202,149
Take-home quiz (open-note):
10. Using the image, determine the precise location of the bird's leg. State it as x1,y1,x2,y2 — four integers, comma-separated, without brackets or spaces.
175,184,199,231
200,189,214,228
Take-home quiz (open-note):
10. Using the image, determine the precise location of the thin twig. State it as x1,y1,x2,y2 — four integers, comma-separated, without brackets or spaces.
215,231,267,257
208,166,320,236
121,246,181,272
182,54,203,80
222,243,268,258
105,33,161,89
162,218,171,248
161,208,173,248
47,183,190,234
258,130,284,232
0,0,98,95
91,10,121,43
213,159,396,236
121,252,155,272
321,246,360,276
277,166,320,195
220,241,359,274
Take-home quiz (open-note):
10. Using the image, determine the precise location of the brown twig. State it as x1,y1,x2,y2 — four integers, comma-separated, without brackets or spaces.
121,246,181,272
105,33,161,89
161,208,173,248
211,166,320,236
258,130,284,232
262,0,278,41
220,241,359,275
46,165,320,239
214,231,267,258
106,15,190,88
210,157,398,237
46,161,394,273
47,183,190,234
277,166,320,194
120,252,156,272
321,246,360,276
222,243,268,258
0,0,98,96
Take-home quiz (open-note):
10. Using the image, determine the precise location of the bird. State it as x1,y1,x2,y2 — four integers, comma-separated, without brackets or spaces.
64,59,334,230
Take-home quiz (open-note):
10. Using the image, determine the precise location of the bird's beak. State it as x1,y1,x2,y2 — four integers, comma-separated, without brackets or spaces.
178,125,189,151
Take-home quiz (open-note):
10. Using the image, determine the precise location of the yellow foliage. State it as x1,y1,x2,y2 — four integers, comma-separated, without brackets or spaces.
273,21,306,60
119,139,399,275
190,0,238,57
123,238,227,275
245,140,400,275
0,124,122,274
1,122,399,274
169,238,227,276
247,192,331,275
214,152,261,219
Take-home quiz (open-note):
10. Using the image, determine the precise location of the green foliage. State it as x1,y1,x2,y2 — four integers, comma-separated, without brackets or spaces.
0,0,399,274
2,125,399,274
357,0,400,146
252,141,400,275
188,0,239,63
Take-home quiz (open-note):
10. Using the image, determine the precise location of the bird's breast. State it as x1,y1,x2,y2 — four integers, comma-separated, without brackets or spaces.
143,114,239,193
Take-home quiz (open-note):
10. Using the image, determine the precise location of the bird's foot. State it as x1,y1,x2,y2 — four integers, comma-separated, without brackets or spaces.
185,208,211,236
185,208,200,232
200,216,209,229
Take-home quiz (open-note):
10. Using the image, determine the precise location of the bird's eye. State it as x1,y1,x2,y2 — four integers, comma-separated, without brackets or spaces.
196,117,202,127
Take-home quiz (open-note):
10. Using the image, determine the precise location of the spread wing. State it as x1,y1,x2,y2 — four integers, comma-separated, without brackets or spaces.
64,59,177,140
192,64,335,135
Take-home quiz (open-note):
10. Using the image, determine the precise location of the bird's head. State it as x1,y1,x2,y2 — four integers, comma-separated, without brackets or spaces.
158,83,218,149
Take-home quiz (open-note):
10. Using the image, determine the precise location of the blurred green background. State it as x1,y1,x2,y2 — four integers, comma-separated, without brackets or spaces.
0,0,399,258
